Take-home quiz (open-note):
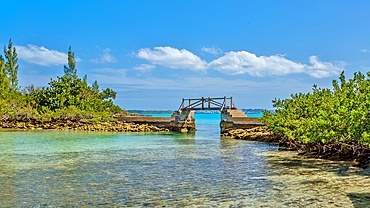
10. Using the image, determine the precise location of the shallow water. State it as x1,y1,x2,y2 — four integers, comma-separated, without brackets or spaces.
0,114,369,207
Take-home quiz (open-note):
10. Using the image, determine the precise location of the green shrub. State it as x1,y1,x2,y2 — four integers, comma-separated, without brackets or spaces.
261,71,370,145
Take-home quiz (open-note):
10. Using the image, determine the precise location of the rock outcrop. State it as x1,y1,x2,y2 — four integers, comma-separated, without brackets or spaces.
0,120,170,132
221,127,275,142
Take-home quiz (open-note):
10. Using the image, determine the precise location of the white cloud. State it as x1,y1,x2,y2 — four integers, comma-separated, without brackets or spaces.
209,51,303,76
201,46,223,55
91,48,117,63
136,46,207,70
15,44,68,66
133,64,156,71
209,51,344,78
305,56,344,78
360,49,370,53
136,46,344,78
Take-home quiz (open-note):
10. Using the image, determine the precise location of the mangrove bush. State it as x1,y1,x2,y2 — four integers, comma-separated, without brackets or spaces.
261,71,370,145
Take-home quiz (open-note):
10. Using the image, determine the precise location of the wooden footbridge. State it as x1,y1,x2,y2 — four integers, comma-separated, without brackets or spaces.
178,96,236,111
115,96,264,133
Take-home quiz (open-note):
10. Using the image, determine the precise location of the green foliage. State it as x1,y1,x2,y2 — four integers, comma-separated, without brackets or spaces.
63,46,77,78
0,41,125,122
261,71,370,145
3,39,19,90
26,46,123,116
0,55,10,92
84,117,101,122
0,39,23,120
81,117,118,122
104,117,118,122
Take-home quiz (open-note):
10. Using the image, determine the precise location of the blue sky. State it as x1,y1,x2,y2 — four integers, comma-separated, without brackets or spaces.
2,1,370,110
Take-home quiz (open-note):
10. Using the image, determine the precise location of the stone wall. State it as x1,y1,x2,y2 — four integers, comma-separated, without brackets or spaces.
114,111,196,133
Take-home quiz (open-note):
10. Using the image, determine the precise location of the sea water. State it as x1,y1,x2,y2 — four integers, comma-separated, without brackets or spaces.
0,114,369,207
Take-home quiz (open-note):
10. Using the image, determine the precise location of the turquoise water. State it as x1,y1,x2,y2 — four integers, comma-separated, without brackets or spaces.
0,115,369,207
246,113,263,118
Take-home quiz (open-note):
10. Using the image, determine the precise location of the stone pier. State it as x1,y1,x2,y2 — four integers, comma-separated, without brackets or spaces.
220,109,264,133
114,110,196,133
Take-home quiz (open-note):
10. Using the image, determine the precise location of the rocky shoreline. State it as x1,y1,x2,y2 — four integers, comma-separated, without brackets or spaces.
0,119,170,132
221,127,275,142
222,127,370,168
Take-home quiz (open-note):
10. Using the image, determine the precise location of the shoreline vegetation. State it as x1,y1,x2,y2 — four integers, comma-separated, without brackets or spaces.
1,39,129,125
0,39,168,132
259,70,370,168
223,69,370,168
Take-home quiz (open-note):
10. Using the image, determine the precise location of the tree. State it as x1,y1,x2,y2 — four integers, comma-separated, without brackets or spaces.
63,46,77,78
99,88,116,100
4,39,19,89
27,46,123,114
92,80,99,94
0,55,10,92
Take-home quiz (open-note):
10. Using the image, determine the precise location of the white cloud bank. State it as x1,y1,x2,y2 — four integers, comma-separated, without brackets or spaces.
136,46,207,70
91,48,117,63
15,45,68,66
137,47,345,78
209,51,344,78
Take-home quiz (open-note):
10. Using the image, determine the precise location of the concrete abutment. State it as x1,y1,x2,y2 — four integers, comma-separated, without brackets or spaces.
114,110,196,133
220,109,264,133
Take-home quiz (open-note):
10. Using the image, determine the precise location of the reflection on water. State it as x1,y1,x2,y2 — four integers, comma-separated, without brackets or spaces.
0,125,370,207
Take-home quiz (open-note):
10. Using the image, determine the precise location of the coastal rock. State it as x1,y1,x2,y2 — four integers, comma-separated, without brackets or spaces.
221,127,274,142
168,121,196,133
0,120,170,133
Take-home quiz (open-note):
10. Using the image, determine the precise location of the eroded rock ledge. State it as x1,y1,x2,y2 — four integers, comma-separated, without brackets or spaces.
0,120,170,132
221,127,276,142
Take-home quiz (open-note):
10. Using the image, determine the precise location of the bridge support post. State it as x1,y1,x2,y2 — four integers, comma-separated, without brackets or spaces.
169,110,196,133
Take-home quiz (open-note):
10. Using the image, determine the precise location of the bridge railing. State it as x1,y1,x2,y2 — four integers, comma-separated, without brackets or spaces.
178,96,236,111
